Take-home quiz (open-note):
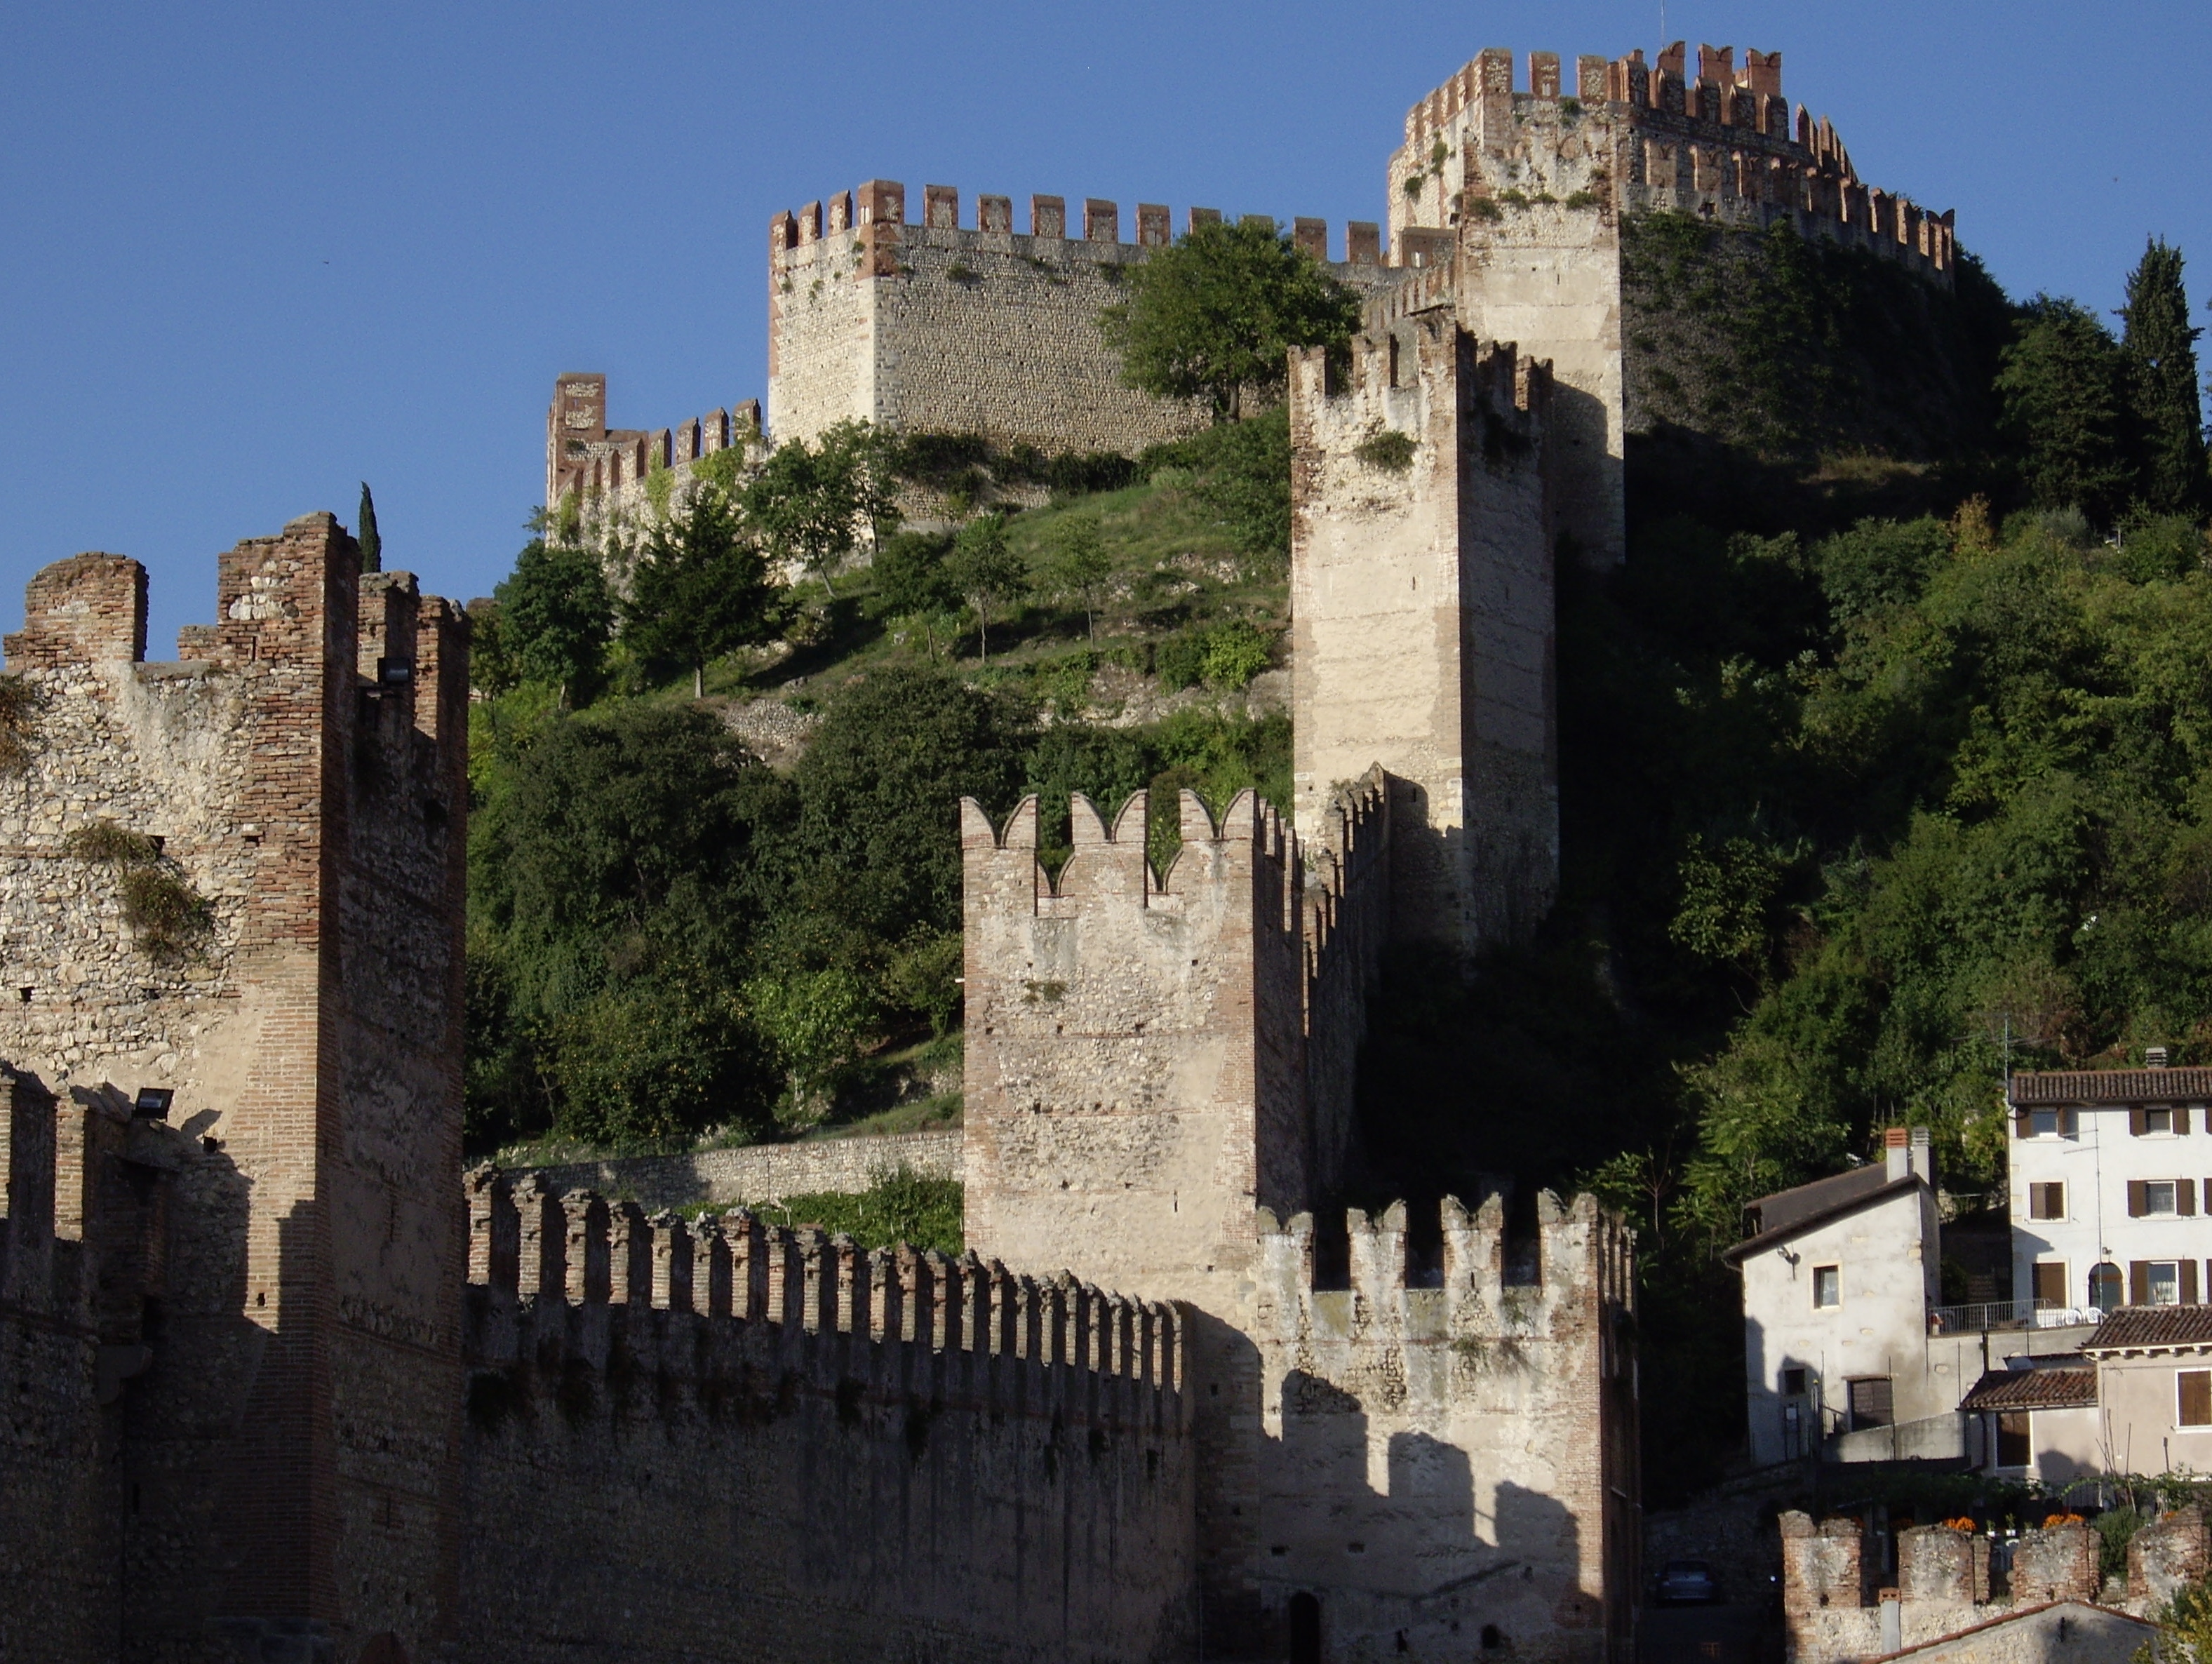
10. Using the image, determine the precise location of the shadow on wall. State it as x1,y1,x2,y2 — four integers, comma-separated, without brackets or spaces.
1250,1366,1582,1661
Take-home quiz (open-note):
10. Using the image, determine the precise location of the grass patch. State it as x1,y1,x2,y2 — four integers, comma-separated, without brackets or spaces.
697,1164,963,1255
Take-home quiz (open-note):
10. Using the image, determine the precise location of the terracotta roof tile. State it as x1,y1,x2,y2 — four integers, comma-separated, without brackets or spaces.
2083,1306,2212,1352
1959,1364,2096,1411
2011,1068,2212,1104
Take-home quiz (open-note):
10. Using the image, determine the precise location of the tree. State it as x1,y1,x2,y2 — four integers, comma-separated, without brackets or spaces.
743,419,898,597
622,486,784,697
2119,238,2208,515
357,482,382,573
944,514,1027,662
1041,514,1112,642
870,530,962,657
1099,217,1360,420
492,539,613,706
1995,296,2133,524
789,666,1028,948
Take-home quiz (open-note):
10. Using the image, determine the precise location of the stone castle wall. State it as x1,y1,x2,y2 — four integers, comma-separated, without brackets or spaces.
1289,316,1559,956
516,1126,963,1214
1253,1193,1639,1664
454,1167,1196,1663
768,180,1405,456
0,521,473,1661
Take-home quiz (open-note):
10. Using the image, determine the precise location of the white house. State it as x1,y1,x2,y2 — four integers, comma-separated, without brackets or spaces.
2009,1056,2212,1315
1730,1127,2099,1468
1729,1129,1950,1465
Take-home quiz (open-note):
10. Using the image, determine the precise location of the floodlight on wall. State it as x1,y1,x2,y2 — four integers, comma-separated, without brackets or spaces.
377,657,413,687
132,1088,174,1120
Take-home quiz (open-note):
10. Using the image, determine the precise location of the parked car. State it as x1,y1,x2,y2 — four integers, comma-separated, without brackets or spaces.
1656,1559,1722,1606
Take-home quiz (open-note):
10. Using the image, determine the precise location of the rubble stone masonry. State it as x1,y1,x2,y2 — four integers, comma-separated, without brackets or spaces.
0,519,471,1662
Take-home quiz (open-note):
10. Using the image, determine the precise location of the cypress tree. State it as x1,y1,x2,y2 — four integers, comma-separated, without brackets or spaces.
358,481,383,572
1995,297,2133,524
2119,238,2208,514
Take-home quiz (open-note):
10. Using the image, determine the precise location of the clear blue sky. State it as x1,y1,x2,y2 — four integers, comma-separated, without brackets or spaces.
4,1,2207,650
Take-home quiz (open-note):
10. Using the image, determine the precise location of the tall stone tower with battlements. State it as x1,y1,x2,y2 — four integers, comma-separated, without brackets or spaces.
0,519,471,1663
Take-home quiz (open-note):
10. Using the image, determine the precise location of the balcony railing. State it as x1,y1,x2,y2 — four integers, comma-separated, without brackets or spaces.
1926,1297,2101,1335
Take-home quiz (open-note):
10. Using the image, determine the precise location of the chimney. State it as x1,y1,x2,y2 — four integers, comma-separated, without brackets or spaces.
2145,1046,2171,1069
1884,1127,1910,1183
1910,1125,1931,1182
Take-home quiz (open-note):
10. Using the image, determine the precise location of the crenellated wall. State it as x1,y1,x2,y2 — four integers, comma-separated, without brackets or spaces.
544,373,764,545
1252,1192,1640,1664
453,1167,1197,1663
767,180,1406,455
1289,317,1559,955
0,518,472,1664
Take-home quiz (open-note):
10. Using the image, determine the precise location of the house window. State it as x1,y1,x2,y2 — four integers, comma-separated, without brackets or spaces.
2030,1108,2061,1137
1781,1367,1807,1397
1813,1266,1842,1308
2132,1261,2201,1306
1847,1376,1894,1430
2030,1182,2065,1220
2147,1106,2178,1136
2032,1263,2067,1308
1996,1411,2032,1467
2091,1263,2125,1313
2137,1180,2182,1217
2181,1371,2212,1428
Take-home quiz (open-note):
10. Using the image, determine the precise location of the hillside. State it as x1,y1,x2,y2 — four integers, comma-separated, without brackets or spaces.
467,224,2212,1501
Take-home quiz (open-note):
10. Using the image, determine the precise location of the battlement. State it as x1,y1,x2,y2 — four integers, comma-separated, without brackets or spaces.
1255,1190,1635,1347
462,1166,1185,1430
770,179,1386,266
546,372,762,511
1388,44,1955,289
960,786,1296,920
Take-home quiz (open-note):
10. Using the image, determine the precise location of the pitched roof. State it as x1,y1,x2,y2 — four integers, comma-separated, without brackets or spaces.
1959,1362,2096,1411
1723,1170,1920,1266
2011,1067,2212,1104
1863,1600,2150,1664
2083,1306,2212,1352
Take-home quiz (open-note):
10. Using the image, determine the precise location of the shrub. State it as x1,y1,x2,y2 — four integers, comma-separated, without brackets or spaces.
1354,429,1418,474
1199,622,1273,690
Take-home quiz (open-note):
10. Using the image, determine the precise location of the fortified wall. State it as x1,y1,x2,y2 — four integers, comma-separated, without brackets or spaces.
544,373,763,547
1777,1509,2204,1663
1253,1195,1639,1664
1289,318,1559,953
768,181,1405,455
454,1167,1196,1663
0,519,471,1662
1388,45,1957,564
959,778,1637,1659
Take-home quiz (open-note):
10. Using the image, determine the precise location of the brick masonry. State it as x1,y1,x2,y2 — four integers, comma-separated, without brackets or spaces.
0,520,471,1662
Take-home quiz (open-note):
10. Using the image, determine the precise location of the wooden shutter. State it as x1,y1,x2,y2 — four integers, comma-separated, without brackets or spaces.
2181,1106,2194,1135
2132,1105,2150,1136
2132,1261,2152,1305
2015,1106,2032,1137
2032,1263,2066,1307
2185,1180,2200,1217
2182,1370,2212,1428
2130,1180,2150,1217
2187,1260,2202,1306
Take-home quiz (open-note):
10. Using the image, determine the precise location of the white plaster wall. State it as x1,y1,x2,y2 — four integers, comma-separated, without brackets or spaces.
1740,1186,1940,1465
2010,1103,2212,1313
2095,1352,2212,1477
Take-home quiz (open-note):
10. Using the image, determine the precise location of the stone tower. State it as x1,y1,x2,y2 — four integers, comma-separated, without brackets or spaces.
1287,309,1560,955
0,518,470,1662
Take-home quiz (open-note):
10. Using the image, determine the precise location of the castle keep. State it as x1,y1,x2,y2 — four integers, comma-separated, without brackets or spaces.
1,36,1970,1664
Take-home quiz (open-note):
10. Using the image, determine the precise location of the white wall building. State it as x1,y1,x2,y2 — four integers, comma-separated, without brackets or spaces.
1729,1129,1950,1465
2009,1058,2212,1317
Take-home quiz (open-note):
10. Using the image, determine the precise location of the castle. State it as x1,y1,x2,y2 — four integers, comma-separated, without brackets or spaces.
1,39,1966,1664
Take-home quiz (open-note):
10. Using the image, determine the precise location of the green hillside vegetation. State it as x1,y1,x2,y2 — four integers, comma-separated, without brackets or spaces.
464,220,2212,1500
